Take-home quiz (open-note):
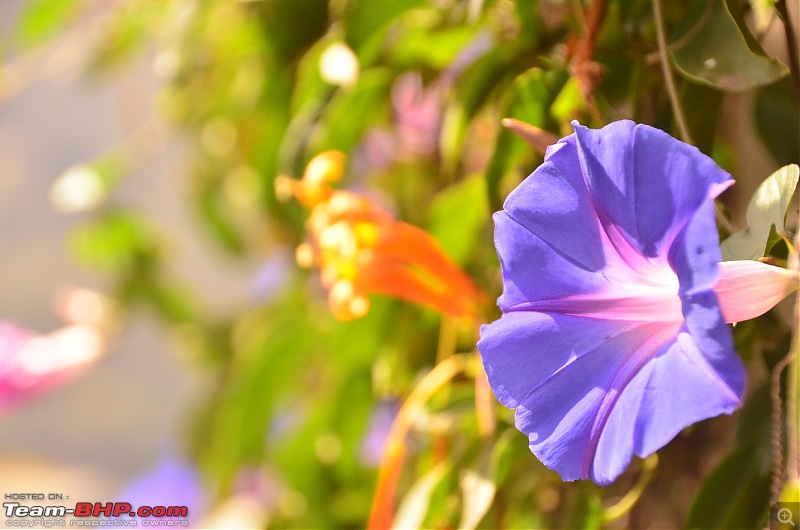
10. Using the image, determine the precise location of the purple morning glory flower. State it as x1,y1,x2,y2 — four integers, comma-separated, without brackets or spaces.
477,120,747,486
105,460,203,527
360,400,399,467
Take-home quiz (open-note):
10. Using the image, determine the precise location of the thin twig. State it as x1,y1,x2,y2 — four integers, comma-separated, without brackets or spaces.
475,362,495,438
651,0,693,144
642,1,716,67
775,0,800,100
787,232,800,484
572,0,608,64
568,0,608,119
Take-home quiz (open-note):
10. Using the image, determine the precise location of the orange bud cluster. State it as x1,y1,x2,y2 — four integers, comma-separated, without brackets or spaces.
278,151,485,321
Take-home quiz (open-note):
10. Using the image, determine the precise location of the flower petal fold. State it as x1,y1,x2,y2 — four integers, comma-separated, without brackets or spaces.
509,321,674,484
634,329,743,458
478,312,643,410
493,212,608,311
572,120,732,258
502,138,606,272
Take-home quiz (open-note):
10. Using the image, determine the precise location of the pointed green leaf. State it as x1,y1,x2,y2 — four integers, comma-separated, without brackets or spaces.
721,164,799,260
485,68,564,211
671,0,788,91
428,176,487,266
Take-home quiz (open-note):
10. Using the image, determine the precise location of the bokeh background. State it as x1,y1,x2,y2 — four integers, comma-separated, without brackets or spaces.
1,0,798,528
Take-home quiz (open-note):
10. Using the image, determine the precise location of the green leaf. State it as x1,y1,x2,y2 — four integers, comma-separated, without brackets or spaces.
387,25,479,72
257,0,329,64
313,68,394,153
755,78,800,167
686,384,772,528
680,81,723,156
446,45,524,172
342,0,426,52
69,212,154,272
670,0,789,91
485,68,564,211
560,484,603,530
550,76,589,127
721,164,799,260
686,440,771,529
427,176,488,266
195,299,315,490
686,385,773,529
196,179,245,255
17,0,82,47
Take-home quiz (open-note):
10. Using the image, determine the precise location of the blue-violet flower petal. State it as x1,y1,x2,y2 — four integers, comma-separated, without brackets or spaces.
477,120,745,486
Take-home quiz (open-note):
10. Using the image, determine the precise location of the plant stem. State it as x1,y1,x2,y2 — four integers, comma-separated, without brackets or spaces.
771,351,796,505
775,0,800,100
651,0,693,144
787,234,800,486
367,354,477,529
602,454,659,524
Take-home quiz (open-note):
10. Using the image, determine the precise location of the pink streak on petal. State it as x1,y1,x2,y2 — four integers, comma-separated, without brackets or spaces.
505,286,683,323
714,260,800,323
504,230,683,324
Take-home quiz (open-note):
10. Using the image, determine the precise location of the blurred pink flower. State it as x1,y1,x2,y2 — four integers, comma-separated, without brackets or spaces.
355,32,493,169
391,33,493,159
0,321,104,413
391,72,446,159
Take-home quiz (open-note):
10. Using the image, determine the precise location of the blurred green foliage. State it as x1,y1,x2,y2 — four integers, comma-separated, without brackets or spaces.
11,0,800,527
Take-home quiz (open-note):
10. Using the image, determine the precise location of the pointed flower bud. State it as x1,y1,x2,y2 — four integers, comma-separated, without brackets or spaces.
714,260,799,323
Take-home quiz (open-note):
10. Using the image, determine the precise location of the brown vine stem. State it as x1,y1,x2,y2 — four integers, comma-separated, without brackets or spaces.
569,0,608,119
775,0,800,100
771,351,797,505
572,0,607,64
651,0,693,145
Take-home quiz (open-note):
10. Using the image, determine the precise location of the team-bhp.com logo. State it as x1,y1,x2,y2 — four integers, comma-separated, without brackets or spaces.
4,501,189,527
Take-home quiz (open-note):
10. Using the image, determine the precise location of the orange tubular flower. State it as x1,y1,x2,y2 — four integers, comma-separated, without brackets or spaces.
277,152,485,321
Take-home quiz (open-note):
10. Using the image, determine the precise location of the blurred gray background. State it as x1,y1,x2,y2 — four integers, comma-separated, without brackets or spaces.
0,0,261,500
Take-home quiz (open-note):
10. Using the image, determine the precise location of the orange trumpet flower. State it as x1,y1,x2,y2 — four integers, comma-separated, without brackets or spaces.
277,151,486,321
